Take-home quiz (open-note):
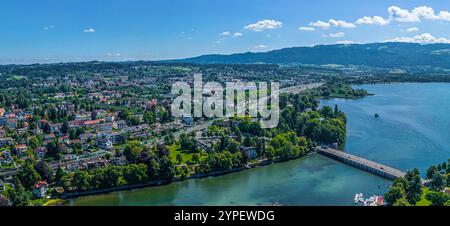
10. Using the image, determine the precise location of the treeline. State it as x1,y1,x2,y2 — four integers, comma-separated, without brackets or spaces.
277,93,347,146
385,159,450,206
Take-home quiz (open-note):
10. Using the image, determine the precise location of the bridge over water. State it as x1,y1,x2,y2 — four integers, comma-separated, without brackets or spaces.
316,147,406,180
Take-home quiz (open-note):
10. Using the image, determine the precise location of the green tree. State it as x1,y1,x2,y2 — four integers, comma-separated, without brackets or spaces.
54,167,67,187
176,153,183,164
123,140,144,163
384,185,406,205
147,158,160,179
123,164,149,185
426,165,438,180
426,192,449,206
34,161,53,182
72,170,91,192
17,160,41,189
159,155,175,180
393,198,411,206
430,172,446,191
6,180,32,206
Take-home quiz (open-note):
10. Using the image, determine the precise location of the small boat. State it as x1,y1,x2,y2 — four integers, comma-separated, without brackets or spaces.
354,193,363,204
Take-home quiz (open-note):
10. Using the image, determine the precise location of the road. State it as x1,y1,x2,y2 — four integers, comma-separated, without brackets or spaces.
155,82,323,144
1,83,323,177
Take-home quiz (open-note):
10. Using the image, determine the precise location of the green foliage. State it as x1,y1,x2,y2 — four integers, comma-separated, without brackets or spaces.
426,191,450,206
393,198,411,206
123,140,145,163
17,160,42,189
5,180,32,206
198,151,244,174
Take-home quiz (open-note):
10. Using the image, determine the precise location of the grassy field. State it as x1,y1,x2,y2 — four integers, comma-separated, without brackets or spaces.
168,144,206,164
8,75,26,80
168,144,194,164
416,187,432,206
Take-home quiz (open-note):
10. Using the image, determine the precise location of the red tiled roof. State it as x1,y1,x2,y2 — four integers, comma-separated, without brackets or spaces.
84,120,101,125
34,181,48,189
15,144,27,149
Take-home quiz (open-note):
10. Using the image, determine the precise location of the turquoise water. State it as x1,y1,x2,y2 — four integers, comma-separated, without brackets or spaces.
65,83,450,206
64,155,390,206
322,83,450,174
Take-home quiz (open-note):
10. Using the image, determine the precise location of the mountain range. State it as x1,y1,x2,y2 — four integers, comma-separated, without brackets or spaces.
175,42,450,69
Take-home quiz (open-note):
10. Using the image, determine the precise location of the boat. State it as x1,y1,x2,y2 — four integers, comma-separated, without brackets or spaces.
354,193,383,206
354,193,364,204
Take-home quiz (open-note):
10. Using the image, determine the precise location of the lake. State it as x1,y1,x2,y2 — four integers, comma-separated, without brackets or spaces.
64,83,450,206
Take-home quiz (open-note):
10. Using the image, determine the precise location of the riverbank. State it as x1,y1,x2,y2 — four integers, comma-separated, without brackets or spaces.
59,152,317,201
62,154,391,206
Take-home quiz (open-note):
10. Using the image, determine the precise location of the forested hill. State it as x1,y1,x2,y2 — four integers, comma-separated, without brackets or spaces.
175,42,450,68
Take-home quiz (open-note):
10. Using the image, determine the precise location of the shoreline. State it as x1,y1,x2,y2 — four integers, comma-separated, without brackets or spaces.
58,152,317,203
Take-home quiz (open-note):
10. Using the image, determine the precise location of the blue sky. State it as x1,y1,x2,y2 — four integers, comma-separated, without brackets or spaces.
1,0,450,64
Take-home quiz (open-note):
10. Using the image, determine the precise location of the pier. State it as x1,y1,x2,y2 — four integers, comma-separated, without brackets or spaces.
316,147,406,180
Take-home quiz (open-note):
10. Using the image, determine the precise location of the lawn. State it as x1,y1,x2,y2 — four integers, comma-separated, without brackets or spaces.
168,144,194,164
168,144,206,164
416,187,432,206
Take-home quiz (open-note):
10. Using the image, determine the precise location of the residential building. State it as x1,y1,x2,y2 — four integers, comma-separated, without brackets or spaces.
33,181,49,198
113,120,126,130
240,146,257,160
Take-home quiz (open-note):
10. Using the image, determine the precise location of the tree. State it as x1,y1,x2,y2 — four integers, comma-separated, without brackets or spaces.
61,121,70,134
6,180,31,206
72,170,91,192
34,161,53,182
159,155,175,180
17,160,41,189
426,192,449,206
144,111,155,124
426,165,438,180
320,106,335,118
147,158,160,179
176,153,183,164
54,167,67,187
123,164,149,185
334,104,339,116
430,172,446,191
384,185,406,205
393,198,411,206
123,141,144,163
405,169,422,204
192,153,200,163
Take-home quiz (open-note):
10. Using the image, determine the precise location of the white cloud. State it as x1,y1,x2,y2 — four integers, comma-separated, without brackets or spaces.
356,16,390,25
324,32,345,38
309,19,356,29
388,6,450,22
336,40,355,45
252,44,268,51
405,27,419,32
245,20,283,31
233,32,243,37
83,28,96,33
309,20,330,29
299,26,315,31
106,53,121,57
43,25,55,30
329,19,356,28
386,33,450,44
220,31,231,36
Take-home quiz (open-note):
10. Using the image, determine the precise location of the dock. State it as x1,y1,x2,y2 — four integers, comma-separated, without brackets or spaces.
316,147,406,180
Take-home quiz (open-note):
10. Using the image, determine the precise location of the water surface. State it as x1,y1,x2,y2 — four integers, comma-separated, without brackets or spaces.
66,83,450,206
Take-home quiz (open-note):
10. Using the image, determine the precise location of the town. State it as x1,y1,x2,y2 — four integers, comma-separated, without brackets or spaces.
0,62,352,206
